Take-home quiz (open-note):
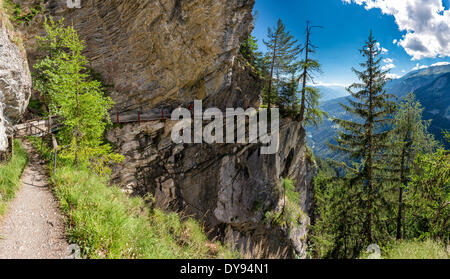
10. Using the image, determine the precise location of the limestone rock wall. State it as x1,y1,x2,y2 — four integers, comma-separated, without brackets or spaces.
21,0,256,111
0,11,32,158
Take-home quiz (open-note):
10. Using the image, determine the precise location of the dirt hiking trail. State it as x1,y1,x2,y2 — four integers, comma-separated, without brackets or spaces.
0,141,70,259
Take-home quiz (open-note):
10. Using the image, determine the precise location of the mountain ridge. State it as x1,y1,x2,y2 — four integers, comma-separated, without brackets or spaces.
308,64,450,159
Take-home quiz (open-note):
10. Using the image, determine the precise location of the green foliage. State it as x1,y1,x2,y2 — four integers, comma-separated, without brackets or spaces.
278,72,301,116
3,0,44,25
27,136,237,259
300,86,324,127
50,164,236,259
311,95,449,258
241,20,324,124
0,140,28,216
310,171,366,258
406,149,450,242
315,157,338,177
263,19,301,109
384,93,438,240
327,31,396,247
265,178,306,229
27,98,46,117
33,17,123,175
297,23,325,126
239,35,265,76
359,239,449,259
382,239,448,259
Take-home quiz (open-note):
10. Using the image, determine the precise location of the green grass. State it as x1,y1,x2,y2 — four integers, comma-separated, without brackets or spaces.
28,137,237,259
265,178,306,228
382,239,449,259
0,140,28,216
52,165,237,259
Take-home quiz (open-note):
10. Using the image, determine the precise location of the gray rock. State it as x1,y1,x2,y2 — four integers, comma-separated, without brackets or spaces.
0,21,32,156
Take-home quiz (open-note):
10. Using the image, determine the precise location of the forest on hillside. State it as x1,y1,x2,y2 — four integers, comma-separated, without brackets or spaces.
240,18,449,259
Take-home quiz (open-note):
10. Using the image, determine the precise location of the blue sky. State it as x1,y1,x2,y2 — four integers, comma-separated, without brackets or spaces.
252,0,450,86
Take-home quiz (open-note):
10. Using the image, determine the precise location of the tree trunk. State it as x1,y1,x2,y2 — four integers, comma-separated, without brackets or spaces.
267,37,278,110
366,42,375,243
298,25,310,124
397,131,410,239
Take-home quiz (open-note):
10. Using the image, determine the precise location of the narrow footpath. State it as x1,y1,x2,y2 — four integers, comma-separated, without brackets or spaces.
0,141,70,259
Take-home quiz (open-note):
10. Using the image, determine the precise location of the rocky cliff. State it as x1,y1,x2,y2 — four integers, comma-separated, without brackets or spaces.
15,0,316,258
0,7,32,159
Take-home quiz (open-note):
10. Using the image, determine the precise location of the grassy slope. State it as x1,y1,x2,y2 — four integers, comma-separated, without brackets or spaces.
360,239,449,259
0,140,28,216
382,239,449,259
31,138,236,259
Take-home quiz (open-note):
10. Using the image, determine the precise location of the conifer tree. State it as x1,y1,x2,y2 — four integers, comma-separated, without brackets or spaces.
240,35,264,73
263,19,301,109
386,93,436,239
328,31,396,243
297,21,324,126
406,132,450,242
278,71,300,114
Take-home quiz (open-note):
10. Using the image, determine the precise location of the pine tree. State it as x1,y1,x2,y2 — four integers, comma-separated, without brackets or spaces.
385,93,437,239
406,132,450,242
297,21,324,126
278,71,300,115
240,35,264,74
311,172,366,258
263,19,301,109
328,31,396,243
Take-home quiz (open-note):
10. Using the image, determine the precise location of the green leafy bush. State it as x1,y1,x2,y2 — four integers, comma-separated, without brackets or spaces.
33,17,123,175
2,0,44,25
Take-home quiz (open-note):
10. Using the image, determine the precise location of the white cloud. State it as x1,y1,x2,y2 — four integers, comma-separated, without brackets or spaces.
410,61,450,71
343,0,450,60
381,58,395,71
382,63,395,71
386,73,401,79
411,63,429,71
375,42,388,54
430,61,450,67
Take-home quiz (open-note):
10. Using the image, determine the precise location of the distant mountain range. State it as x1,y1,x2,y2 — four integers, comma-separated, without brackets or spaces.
307,64,450,159
314,85,349,101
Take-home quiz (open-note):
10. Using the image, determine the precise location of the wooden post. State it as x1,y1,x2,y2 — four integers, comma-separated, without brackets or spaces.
8,135,14,158
138,111,141,126
116,112,119,124
52,134,58,173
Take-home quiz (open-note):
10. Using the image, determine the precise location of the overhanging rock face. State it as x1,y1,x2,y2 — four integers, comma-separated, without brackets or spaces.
0,17,32,157
17,0,317,257
24,0,256,111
